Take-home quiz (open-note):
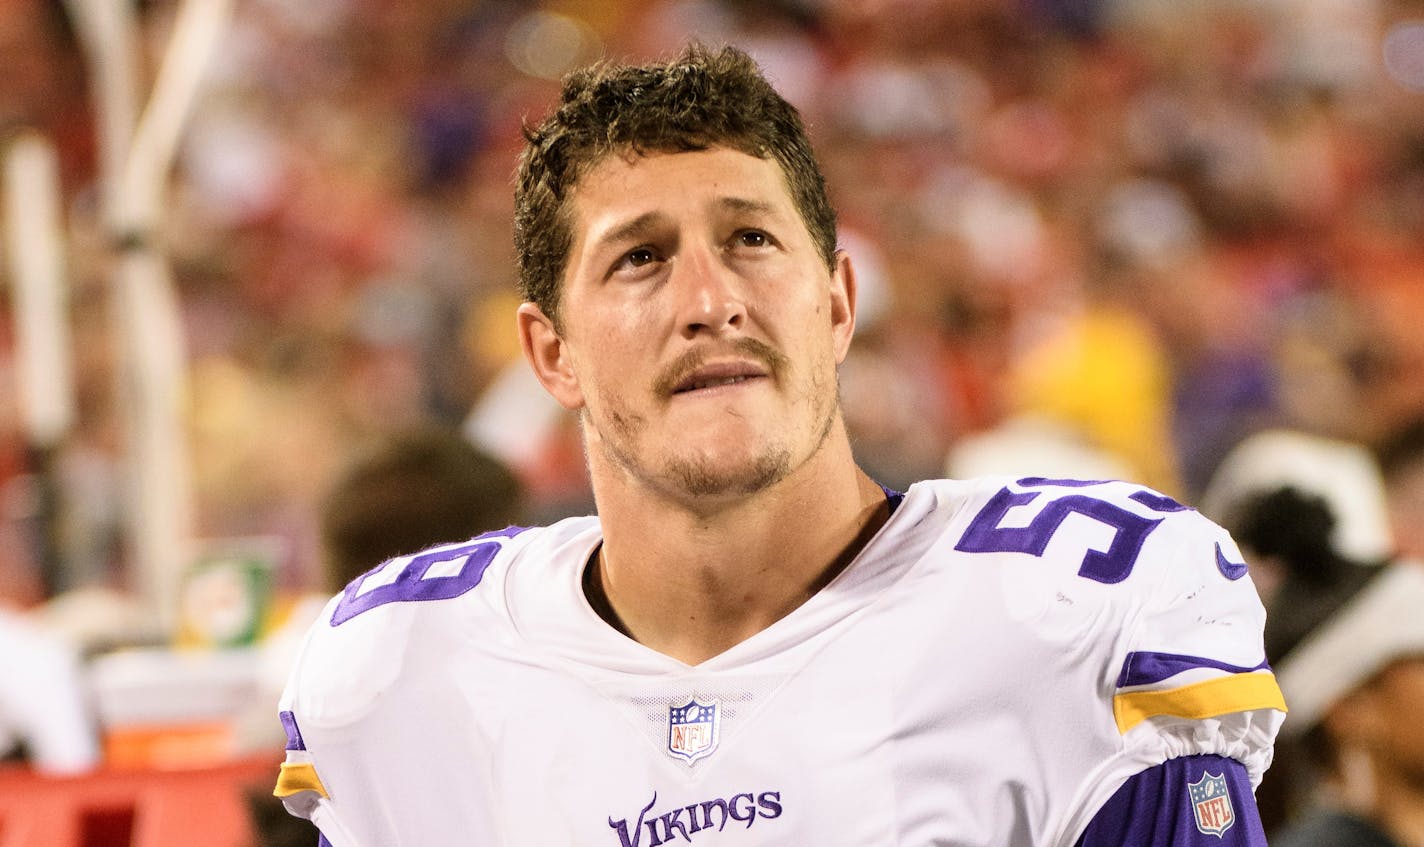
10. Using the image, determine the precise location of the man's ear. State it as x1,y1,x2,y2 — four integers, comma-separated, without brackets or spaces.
829,249,857,364
517,302,585,411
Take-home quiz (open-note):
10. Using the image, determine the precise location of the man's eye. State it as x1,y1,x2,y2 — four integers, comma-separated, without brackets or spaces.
737,231,769,248
613,247,661,274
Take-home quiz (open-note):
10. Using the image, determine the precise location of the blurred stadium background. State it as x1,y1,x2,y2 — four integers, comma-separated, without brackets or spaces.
2,0,1423,844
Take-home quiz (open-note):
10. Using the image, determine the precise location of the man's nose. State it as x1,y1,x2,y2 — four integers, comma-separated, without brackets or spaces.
673,245,747,337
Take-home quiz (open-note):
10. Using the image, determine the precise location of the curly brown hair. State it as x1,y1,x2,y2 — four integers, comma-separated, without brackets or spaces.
514,44,837,328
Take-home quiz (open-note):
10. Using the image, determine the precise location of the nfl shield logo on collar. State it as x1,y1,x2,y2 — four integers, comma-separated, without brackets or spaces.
667,698,720,763
1188,772,1235,837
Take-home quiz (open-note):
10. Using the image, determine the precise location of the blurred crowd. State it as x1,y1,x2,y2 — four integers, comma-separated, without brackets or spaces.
4,0,1424,586
2,0,1424,840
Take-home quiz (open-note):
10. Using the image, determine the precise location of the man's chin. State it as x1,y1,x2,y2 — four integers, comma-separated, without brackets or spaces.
663,449,792,500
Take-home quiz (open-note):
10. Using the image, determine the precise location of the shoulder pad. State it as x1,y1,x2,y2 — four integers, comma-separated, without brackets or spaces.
281,526,538,727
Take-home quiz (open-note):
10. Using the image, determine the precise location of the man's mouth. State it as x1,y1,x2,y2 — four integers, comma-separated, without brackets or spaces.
672,367,766,395
655,339,788,398
679,375,748,392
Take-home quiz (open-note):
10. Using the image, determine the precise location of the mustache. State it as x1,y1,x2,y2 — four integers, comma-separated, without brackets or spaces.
653,337,789,396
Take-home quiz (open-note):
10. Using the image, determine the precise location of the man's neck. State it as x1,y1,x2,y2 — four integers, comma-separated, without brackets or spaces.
585,437,890,666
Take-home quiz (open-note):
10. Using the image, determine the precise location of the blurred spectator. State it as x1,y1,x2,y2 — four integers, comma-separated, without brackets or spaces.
946,413,1137,482
0,605,98,774
1007,286,1179,493
1229,486,1424,846
1377,417,1424,559
1201,429,1394,593
316,425,524,592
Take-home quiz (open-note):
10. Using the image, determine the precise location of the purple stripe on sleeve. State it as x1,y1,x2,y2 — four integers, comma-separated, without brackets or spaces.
1076,755,1266,847
318,835,334,847
1116,651,1271,688
280,710,305,751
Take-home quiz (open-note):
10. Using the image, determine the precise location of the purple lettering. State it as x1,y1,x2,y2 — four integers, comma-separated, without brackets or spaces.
956,487,1163,584
756,791,782,819
329,528,529,625
609,789,782,845
609,793,657,847
683,805,705,834
701,798,730,832
1129,490,1190,512
657,806,691,843
729,793,756,828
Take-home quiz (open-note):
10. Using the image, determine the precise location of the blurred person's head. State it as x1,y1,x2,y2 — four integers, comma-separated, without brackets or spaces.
319,427,524,592
1233,486,1424,836
1378,418,1424,560
1201,429,1395,588
1230,487,1383,669
513,43,837,329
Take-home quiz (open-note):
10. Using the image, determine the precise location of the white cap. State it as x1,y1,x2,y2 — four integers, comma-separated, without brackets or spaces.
1275,560,1424,737
1200,429,1394,562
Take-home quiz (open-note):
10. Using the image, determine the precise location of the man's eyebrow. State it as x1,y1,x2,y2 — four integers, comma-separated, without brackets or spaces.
717,196,778,217
590,198,779,252
593,211,664,252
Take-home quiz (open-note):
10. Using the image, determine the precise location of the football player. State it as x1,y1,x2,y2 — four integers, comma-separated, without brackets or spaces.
273,45,1285,846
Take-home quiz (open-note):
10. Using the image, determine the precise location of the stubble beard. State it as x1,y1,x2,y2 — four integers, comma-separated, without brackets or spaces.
592,363,841,503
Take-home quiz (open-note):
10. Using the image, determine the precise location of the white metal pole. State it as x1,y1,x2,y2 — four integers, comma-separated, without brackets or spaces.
61,0,140,227
66,0,233,631
3,132,75,448
3,132,75,596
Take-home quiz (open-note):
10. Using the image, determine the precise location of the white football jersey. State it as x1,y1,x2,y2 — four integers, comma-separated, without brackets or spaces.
274,477,1285,847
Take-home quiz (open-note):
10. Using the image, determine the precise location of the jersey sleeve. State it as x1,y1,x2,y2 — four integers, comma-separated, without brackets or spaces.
268,529,534,847
1076,755,1267,847
270,591,381,847
976,479,1291,847
1111,506,1286,786
272,705,363,847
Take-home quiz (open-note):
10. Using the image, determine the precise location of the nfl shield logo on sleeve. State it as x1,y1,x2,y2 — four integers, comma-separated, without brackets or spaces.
667,698,720,764
1188,772,1235,837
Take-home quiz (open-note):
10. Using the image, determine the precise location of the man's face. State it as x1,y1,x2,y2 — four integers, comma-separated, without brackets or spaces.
518,147,856,507
1356,656,1424,783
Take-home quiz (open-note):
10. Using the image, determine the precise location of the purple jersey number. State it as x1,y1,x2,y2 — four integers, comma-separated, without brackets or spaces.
329,527,528,625
955,481,1178,584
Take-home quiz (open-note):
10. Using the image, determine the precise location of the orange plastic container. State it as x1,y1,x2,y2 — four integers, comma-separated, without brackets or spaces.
0,755,276,847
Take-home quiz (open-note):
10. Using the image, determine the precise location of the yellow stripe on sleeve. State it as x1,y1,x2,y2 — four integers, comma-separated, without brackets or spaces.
1113,672,1287,734
274,762,330,799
